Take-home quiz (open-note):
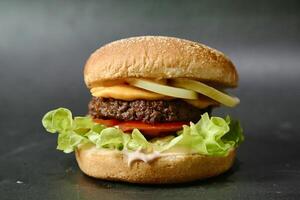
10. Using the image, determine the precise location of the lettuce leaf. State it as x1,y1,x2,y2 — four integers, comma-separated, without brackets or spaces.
57,132,87,153
222,116,244,147
42,108,73,134
95,127,124,150
42,108,244,156
127,129,152,151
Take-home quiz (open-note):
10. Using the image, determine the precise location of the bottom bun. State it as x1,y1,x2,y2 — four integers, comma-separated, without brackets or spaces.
75,145,236,184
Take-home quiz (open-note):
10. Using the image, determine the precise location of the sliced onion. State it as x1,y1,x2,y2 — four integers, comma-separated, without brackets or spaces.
170,78,240,107
127,79,198,100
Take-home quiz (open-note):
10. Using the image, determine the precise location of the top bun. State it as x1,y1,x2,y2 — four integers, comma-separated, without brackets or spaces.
84,36,238,88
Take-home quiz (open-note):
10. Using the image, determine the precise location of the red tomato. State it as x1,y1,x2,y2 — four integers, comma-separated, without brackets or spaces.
93,119,120,126
93,118,188,137
118,121,187,137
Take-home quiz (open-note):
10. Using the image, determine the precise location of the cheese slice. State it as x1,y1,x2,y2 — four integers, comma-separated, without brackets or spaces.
184,96,219,109
91,84,173,100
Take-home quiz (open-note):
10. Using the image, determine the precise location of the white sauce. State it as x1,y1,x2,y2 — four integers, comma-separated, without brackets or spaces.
123,148,161,167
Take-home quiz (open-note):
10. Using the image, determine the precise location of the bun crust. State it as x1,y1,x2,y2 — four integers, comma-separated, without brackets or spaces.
84,36,238,88
75,146,236,184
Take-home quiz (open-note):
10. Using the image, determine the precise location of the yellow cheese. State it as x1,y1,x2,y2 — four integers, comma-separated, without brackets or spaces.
184,97,220,109
91,85,173,100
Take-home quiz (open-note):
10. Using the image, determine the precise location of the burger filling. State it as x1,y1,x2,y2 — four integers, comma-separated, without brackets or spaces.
42,78,244,158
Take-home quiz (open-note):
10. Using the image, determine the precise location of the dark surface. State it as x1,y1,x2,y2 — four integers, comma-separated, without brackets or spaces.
1,0,300,199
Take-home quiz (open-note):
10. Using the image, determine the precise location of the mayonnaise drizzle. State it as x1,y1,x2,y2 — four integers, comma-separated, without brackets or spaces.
123,148,161,167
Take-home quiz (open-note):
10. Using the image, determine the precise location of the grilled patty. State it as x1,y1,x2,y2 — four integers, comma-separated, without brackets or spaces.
88,97,211,124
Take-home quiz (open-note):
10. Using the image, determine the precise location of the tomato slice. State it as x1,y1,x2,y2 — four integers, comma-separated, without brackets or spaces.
118,121,187,137
93,118,188,137
93,119,120,126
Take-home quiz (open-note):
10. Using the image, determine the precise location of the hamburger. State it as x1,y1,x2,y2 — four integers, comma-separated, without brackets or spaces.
42,36,244,184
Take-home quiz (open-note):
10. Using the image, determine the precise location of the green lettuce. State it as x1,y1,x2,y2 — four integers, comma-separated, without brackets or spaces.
42,108,244,156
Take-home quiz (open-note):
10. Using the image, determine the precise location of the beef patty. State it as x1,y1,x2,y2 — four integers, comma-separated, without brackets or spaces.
88,97,211,124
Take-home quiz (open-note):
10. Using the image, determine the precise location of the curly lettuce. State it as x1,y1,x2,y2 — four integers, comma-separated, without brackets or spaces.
42,108,244,156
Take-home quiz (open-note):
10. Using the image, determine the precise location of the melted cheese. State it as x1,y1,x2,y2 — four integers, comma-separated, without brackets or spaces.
91,84,172,100
184,96,219,109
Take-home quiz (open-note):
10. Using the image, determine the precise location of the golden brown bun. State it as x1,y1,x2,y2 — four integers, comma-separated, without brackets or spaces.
84,36,238,88
75,146,236,184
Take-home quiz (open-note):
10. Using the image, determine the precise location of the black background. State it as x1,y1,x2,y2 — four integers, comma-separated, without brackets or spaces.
0,0,300,199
